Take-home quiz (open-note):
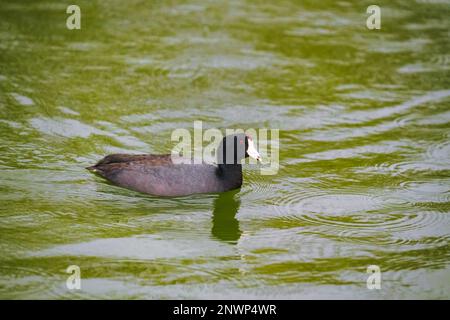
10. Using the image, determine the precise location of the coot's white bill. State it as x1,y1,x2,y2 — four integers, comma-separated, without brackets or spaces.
247,138,261,161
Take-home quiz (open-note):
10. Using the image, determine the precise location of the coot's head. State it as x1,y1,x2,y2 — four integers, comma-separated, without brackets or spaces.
217,133,261,165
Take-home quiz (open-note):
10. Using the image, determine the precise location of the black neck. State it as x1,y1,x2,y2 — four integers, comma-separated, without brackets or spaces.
218,163,242,174
217,164,243,188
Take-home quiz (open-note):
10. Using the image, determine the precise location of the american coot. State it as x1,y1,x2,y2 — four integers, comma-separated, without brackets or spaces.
87,133,261,196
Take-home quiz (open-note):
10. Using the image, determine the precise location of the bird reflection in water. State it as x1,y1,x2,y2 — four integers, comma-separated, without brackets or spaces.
211,190,242,244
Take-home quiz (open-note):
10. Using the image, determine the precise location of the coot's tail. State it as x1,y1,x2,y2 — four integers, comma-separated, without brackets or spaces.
86,165,105,175
86,165,110,180
86,165,97,172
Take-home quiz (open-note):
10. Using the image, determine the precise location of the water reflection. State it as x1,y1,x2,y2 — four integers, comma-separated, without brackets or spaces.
211,190,241,244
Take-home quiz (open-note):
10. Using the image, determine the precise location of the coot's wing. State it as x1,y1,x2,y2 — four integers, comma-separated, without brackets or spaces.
93,154,173,166
88,161,224,196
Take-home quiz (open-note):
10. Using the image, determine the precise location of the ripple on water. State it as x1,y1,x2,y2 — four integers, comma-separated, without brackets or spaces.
266,180,450,247
33,235,235,261
10,93,34,106
29,117,149,152
240,168,278,201
29,237,254,296
274,191,384,217
376,140,450,174
297,140,410,162
426,140,450,166
393,180,450,204
301,90,450,142
0,265,59,299
336,211,450,246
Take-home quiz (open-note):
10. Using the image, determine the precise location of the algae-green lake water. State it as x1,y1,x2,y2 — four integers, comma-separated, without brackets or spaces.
0,0,449,299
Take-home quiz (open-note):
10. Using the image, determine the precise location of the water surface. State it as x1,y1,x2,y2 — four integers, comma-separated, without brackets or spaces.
0,0,449,299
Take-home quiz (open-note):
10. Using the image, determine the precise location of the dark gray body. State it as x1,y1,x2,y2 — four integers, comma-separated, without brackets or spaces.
88,155,243,197
87,133,253,197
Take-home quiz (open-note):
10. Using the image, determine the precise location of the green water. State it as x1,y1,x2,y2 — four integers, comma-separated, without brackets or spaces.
1,0,449,299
